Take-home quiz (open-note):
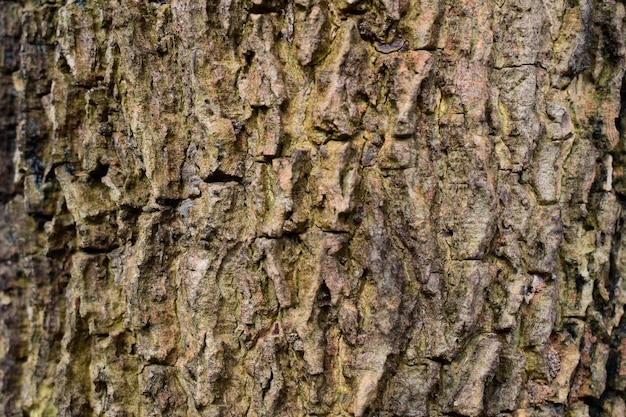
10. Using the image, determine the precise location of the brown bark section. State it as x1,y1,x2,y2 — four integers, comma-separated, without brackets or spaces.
2,1,626,416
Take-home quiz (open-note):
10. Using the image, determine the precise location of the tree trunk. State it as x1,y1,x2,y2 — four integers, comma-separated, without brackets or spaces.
2,0,626,416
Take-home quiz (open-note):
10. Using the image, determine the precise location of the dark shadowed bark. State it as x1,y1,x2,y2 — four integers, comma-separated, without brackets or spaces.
2,1,626,416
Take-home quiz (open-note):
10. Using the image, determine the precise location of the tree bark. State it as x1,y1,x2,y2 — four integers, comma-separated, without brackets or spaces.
2,0,626,416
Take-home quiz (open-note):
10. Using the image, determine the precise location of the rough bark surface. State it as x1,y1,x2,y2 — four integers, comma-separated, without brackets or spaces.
2,1,626,416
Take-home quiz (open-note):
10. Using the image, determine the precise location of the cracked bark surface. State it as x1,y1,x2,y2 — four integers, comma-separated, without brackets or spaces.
2,1,626,416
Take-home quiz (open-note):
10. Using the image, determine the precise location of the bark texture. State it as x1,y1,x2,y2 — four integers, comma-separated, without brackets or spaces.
2,1,626,416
